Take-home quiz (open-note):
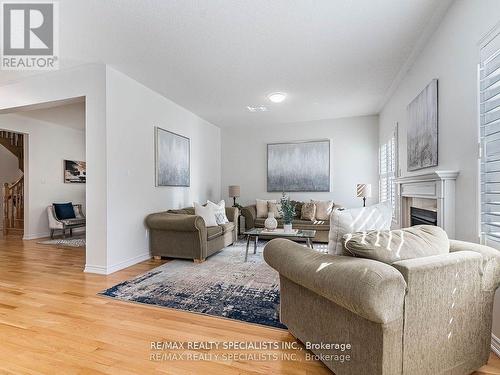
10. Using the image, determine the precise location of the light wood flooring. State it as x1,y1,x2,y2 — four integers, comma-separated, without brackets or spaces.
0,235,498,374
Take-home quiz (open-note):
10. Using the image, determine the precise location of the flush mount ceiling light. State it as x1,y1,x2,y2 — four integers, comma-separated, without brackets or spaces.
267,92,287,103
246,105,268,112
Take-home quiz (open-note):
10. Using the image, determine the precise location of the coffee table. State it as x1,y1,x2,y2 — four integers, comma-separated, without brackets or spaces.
243,228,316,262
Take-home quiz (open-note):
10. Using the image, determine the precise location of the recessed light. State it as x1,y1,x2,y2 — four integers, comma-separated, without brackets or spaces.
246,105,268,112
268,92,287,103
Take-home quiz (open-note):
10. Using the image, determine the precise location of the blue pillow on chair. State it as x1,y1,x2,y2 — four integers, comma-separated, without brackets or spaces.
53,203,76,220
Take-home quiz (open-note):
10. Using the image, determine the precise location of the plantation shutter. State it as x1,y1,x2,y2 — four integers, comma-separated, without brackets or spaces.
480,32,500,248
379,126,398,221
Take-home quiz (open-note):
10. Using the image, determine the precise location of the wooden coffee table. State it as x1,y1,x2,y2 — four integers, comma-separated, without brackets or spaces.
243,228,316,262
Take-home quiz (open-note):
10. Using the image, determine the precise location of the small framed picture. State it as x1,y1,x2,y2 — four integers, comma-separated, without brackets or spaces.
64,160,86,183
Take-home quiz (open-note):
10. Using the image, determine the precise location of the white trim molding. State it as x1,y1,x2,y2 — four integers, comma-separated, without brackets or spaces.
84,252,151,275
492,334,500,357
395,171,459,237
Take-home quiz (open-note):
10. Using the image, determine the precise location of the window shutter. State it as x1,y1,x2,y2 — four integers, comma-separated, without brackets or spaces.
480,33,500,247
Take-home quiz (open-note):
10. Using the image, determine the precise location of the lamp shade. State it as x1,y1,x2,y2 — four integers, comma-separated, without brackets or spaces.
356,184,372,198
228,185,240,198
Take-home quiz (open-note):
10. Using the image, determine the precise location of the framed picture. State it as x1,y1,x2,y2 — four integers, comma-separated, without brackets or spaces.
64,160,86,183
407,79,438,171
155,127,190,187
267,139,330,192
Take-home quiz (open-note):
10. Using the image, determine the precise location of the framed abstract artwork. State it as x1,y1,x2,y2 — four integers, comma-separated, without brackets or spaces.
155,127,190,187
407,79,438,171
64,160,86,183
267,140,330,192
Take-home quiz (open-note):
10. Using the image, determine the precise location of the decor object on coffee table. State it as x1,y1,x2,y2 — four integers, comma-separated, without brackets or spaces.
264,211,278,231
155,127,190,186
243,228,315,261
279,193,296,233
267,140,330,192
356,183,372,207
407,79,438,171
228,185,241,207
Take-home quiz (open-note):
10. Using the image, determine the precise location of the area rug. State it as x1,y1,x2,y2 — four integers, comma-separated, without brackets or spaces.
37,236,86,248
99,241,286,329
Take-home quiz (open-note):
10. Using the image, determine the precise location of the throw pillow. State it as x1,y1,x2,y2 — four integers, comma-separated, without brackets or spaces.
268,201,282,219
256,199,276,218
53,202,76,220
301,203,316,221
343,225,449,264
207,200,229,225
312,200,334,221
328,201,392,255
194,202,218,227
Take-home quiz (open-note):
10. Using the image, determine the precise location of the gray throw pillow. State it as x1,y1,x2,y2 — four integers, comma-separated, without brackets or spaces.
343,225,449,264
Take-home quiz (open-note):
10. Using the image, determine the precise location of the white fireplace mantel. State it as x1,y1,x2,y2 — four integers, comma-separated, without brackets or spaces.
395,170,459,237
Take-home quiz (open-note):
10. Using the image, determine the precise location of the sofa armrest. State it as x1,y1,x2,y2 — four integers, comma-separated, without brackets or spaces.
263,238,406,324
225,207,239,223
241,205,256,229
145,212,206,232
449,240,500,291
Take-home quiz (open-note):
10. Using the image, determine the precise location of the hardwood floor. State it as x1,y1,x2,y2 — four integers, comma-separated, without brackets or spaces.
0,235,498,374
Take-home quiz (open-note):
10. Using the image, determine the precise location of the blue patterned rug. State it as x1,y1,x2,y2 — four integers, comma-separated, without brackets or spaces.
99,241,286,329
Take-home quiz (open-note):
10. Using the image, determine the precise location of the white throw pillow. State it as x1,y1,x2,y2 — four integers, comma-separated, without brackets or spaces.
328,201,393,255
256,199,276,218
207,200,229,224
194,202,218,227
312,200,334,220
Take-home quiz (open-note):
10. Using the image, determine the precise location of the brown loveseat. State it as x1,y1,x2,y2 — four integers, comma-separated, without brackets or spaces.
145,207,238,262
241,201,340,243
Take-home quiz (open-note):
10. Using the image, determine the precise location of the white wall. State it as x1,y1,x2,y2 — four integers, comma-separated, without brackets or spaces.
0,64,107,271
0,112,86,238
378,0,500,340
0,144,23,230
222,115,379,208
105,67,221,271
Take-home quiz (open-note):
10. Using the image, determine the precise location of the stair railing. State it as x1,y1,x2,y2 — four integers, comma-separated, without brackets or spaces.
2,176,24,236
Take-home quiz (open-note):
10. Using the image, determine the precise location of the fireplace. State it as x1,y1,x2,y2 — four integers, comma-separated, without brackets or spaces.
410,207,437,226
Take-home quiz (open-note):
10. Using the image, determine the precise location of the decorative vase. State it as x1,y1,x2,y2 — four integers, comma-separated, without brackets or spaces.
283,223,293,233
264,212,278,231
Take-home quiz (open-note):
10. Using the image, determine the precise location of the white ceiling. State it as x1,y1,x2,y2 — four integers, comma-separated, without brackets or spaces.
0,0,452,128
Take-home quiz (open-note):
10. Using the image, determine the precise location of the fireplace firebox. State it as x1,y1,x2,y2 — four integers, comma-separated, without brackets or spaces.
410,207,437,226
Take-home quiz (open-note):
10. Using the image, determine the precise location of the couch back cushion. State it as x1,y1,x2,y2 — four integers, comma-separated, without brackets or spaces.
312,200,334,220
301,202,316,221
343,225,449,264
256,199,276,218
328,201,392,255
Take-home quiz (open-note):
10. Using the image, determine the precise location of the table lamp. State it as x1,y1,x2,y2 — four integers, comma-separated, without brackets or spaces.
228,185,241,207
356,184,372,207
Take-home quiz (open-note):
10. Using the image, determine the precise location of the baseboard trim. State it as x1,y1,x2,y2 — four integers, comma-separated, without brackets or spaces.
83,264,108,275
492,334,500,357
23,232,50,240
84,252,151,275
106,252,152,274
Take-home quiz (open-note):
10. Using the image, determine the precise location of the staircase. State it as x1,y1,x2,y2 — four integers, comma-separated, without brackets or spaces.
0,131,23,172
0,131,24,236
3,176,24,236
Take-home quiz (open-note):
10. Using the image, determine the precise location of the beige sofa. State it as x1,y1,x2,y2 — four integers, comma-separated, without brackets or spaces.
264,238,500,375
241,201,341,243
145,207,238,262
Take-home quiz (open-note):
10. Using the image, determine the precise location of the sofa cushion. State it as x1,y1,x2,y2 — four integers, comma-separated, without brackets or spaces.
53,203,76,220
343,225,449,264
207,200,229,224
256,199,276,218
207,226,223,240
194,202,218,227
219,222,235,234
328,201,392,255
268,201,282,218
312,200,334,220
301,202,316,221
